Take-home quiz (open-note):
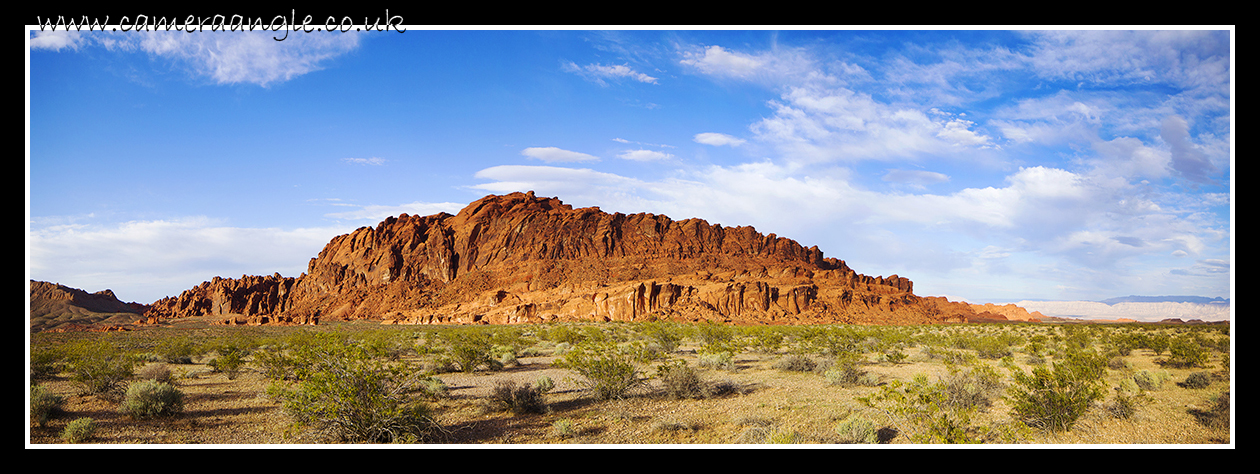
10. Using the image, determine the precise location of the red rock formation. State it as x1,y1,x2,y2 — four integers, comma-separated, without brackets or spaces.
967,303,1048,322
144,192,1004,326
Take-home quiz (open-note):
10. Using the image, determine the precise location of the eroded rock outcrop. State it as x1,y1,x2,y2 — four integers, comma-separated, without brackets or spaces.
145,192,996,325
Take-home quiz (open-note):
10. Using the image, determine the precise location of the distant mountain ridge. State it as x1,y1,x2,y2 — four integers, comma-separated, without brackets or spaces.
1099,295,1230,305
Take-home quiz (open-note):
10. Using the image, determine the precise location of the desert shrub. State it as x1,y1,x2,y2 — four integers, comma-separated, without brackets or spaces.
65,341,140,398
60,418,97,444
835,415,880,444
254,346,300,381
136,363,176,385
742,326,786,354
942,364,1005,410
267,342,442,443
120,380,184,419
772,354,817,372
155,337,200,364
1191,391,1230,429
1182,371,1212,389
824,357,877,387
881,349,909,365
697,350,736,371
1103,391,1142,420
416,376,449,400
550,419,577,439
1006,350,1107,432
553,343,647,401
858,374,983,444
1133,370,1169,391
638,322,685,354
972,336,1013,360
30,384,64,427
1106,356,1130,370
491,344,519,368
442,330,502,373
655,360,708,400
488,379,548,415
30,346,65,379
534,375,555,393
207,344,251,380
1163,337,1210,368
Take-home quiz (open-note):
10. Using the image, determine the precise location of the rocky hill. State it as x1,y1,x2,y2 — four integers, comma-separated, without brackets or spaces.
145,192,1002,326
29,280,149,332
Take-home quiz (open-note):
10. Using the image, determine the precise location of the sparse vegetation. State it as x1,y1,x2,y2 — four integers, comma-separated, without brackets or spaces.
553,342,647,401
120,379,185,418
60,418,97,444
28,320,1230,445
1006,350,1107,432
30,384,63,427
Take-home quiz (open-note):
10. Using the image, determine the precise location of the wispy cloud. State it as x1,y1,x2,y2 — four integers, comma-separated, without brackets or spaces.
521,147,600,163
343,157,386,165
617,149,674,161
562,61,658,86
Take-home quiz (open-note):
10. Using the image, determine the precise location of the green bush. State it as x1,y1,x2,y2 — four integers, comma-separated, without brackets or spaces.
1006,351,1107,432
553,343,646,401
208,344,251,380
156,337,201,364
442,330,502,373
30,346,65,379
857,374,983,444
267,342,442,443
31,384,64,427
1133,370,1169,391
639,322,685,354
65,341,139,398
697,350,736,371
835,415,880,444
1164,337,1210,368
121,380,185,418
60,418,97,444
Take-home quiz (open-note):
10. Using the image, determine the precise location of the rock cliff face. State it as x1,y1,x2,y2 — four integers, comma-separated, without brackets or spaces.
147,192,990,326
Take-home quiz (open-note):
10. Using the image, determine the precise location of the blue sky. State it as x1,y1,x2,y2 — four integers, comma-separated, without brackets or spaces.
27,27,1233,306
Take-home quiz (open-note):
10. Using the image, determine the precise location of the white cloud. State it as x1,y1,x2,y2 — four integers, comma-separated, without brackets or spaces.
29,30,86,51
343,157,386,165
29,217,354,303
31,30,361,87
693,132,746,147
617,149,674,161
680,45,765,78
323,201,465,221
520,147,600,163
562,61,658,86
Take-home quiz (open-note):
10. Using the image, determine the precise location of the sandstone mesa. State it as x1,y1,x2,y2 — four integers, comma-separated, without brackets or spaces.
138,192,1024,326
